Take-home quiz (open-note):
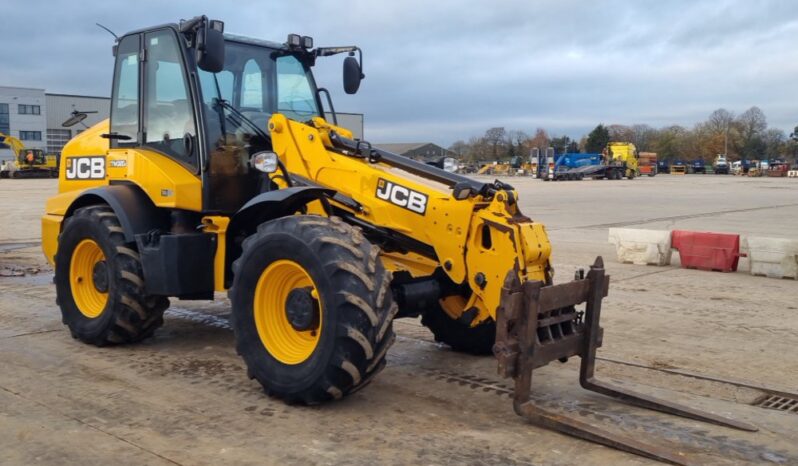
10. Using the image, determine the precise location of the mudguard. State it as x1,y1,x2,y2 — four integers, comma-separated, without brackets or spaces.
65,184,167,243
229,186,334,235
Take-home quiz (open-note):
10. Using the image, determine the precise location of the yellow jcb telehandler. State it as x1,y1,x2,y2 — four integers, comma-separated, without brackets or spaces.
42,16,754,465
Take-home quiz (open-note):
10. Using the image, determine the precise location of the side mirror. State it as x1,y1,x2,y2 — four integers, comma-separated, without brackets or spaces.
343,56,363,94
197,22,225,73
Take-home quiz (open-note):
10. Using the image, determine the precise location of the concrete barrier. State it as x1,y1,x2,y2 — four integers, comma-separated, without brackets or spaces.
788,170,798,178
671,230,741,273
608,228,672,266
742,236,798,279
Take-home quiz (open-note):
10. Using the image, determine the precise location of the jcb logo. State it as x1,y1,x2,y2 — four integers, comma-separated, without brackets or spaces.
375,178,428,215
65,156,105,180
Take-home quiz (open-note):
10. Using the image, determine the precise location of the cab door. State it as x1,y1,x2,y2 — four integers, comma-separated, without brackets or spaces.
106,29,203,212
141,29,199,169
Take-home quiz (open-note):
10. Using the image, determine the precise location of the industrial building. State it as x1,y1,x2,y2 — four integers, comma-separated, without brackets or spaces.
0,86,110,162
375,142,454,162
0,85,364,162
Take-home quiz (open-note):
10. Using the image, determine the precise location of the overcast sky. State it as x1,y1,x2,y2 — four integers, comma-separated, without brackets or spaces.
2,0,796,144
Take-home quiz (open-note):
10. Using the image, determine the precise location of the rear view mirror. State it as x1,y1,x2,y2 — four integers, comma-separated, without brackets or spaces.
343,56,363,94
197,21,225,73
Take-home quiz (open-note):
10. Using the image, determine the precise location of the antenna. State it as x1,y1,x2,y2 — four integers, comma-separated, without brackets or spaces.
96,23,119,41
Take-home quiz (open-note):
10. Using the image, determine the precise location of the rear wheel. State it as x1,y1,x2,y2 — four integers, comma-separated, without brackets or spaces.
54,205,169,345
230,216,397,404
421,302,496,355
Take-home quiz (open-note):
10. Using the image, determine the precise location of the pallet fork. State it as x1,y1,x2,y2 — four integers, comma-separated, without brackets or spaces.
493,257,757,465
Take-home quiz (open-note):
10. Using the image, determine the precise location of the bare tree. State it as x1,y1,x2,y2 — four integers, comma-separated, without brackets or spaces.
448,140,468,158
507,130,530,158
630,124,656,151
705,108,735,134
465,135,491,162
607,124,633,142
527,128,550,153
735,106,767,159
762,128,786,157
483,127,506,160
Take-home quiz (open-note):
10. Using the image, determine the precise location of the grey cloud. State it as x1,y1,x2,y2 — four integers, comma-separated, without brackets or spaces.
1,0,795,144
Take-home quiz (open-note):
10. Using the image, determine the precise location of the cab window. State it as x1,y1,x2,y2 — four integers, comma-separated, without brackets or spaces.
110,35,140,145
143,30,196,163
241,59,263,110
276,55,319,122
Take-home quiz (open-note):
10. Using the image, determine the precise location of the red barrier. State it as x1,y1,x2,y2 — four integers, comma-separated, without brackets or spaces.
671,230,741,272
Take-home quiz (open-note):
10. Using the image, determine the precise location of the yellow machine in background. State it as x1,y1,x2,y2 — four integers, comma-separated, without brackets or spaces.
0,132,58,178
604,142,639,178
40,17,752,463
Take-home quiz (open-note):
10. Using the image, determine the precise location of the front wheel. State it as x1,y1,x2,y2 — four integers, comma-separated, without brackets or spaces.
230,216,397,404
54,205,169,345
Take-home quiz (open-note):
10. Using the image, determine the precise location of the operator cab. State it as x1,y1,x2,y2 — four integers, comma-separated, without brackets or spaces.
19,149,46,166
107,16,363,213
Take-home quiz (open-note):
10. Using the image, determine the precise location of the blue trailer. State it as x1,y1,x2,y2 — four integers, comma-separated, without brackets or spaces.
546,153,603,180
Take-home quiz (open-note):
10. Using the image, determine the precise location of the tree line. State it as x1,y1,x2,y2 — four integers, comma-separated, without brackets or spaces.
448,107,798,163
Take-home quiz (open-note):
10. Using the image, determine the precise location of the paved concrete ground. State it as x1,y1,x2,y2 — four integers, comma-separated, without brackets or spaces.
1,175,797,465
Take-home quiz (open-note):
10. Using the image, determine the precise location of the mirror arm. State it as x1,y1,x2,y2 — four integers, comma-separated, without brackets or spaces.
353,48,364,78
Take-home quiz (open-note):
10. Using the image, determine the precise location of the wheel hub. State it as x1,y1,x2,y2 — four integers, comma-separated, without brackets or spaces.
285,287,319,331
92,260,109,293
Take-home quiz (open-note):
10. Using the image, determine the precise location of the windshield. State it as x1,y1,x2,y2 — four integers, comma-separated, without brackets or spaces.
198,40,321,133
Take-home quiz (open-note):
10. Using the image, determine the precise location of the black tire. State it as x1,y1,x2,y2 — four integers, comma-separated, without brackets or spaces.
229,215,397,404
421,303,496,355
54,205,169,346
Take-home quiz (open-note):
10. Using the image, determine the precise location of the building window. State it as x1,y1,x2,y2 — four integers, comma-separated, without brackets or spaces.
0,104,9,147
47,129,72,155
18,104,41,115
19,131,42,141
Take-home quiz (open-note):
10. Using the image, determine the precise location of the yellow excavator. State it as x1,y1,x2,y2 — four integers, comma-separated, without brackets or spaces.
41,17,754,464
0,132,58,178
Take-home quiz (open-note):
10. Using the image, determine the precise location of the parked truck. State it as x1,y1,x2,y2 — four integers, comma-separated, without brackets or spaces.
767,161,791,177
545,142,639,181
671,159,687,175
713,155,730,174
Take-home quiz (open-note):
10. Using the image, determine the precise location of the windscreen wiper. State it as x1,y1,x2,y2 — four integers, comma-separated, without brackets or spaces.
213,98,272,143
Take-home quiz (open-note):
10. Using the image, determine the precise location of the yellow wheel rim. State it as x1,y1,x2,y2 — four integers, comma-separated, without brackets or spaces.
69,239,108,318
254,259,322,365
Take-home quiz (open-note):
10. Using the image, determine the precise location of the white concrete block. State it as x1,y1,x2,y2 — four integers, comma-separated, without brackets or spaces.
742,236,798,279
608,228,673,266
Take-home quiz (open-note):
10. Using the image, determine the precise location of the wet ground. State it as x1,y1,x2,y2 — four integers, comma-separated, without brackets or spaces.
1,175,797,465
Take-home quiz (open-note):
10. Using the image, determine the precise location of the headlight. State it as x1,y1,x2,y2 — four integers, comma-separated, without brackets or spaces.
443,157,457,173
252,151,279,173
